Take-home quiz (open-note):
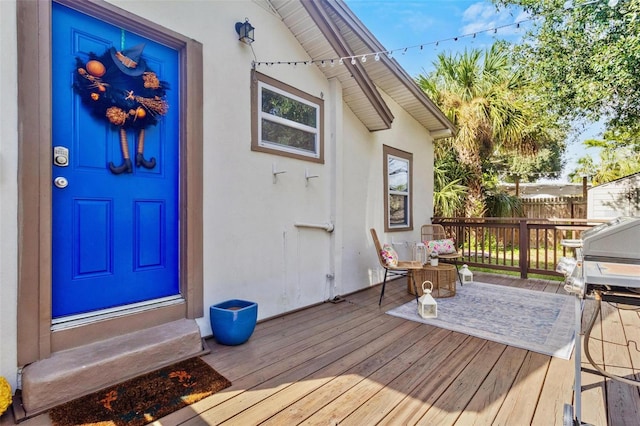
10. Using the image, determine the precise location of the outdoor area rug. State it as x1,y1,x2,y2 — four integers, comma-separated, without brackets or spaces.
49,357,231,426
387,281,575,360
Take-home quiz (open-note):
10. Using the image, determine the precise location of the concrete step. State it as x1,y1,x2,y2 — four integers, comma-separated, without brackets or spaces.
19,318,205,417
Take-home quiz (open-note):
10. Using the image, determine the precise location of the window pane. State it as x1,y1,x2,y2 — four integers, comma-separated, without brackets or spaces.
262,88,317,127
262,119,316,153
389,194,408,226
388,157,408,192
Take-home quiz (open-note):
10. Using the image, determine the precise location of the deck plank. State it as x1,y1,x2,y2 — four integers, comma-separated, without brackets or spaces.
375,337,489,425
413,341,508,425
333,331,469,425
488,351,550,425
530,352,574,425
601,302,640,425
220,321,428,425
455,346,528,425
185,315,411,424
259,323,442,425
10,273,640,426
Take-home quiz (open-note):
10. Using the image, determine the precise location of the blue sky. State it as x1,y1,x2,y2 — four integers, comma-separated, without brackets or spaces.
343,0,604,180
344,0,529,77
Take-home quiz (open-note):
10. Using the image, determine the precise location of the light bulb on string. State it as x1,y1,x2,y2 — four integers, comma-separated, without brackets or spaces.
251,15,539,69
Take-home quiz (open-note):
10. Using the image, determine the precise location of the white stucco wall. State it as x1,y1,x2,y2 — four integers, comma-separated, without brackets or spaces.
107,1,338,332
0,0,19,391
0,0,438,387
109,0,438,330
338,91,435,296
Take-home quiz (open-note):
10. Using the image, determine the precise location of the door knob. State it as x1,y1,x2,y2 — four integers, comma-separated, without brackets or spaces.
54,176,68,189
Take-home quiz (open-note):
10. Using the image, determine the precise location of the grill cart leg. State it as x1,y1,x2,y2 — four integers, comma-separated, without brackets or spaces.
574,295,583,423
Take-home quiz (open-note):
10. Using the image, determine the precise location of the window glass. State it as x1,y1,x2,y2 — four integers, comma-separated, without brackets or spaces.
384,146,413,231
252,71,324,163
261,119,316,154
261,88,317,127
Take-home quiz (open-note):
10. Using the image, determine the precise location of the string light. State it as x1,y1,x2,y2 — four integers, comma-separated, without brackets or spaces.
253,16,534,68
252,0,617,69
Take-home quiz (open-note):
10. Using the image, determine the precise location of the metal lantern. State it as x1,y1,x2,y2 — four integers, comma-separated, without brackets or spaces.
460,264,473,284
418,281,437,318
235,19,255,45
413,242,428,265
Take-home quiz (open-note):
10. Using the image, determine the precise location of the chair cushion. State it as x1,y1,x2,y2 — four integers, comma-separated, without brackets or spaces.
424,238,456,255
380,244,399,267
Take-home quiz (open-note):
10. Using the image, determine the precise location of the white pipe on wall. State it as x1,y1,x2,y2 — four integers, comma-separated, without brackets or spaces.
294,222,335,233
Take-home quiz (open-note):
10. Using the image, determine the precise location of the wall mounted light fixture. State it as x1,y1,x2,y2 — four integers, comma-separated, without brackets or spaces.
235,19,255,45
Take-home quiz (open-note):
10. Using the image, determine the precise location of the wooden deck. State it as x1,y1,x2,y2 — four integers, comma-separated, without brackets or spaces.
8,272,640,425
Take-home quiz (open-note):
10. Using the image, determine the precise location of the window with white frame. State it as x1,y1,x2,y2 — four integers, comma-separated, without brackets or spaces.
384,145,413,231
251,71,324,163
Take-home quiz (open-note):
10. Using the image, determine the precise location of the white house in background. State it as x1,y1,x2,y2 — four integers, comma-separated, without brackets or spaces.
501,182,588,199
588,172,640,219
0,0,454,417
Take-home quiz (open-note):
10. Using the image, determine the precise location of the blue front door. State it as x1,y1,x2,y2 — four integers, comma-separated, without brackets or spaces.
51,3,180,318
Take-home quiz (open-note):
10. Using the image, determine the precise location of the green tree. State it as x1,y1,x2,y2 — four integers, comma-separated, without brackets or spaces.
418,43,565,216
569,135,640,184
432,151,469,217
495,0,640,132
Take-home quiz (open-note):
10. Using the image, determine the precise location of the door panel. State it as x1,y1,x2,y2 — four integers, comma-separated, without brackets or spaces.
52,3,180,318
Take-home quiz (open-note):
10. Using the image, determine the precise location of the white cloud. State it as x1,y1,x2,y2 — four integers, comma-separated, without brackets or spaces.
461,2,530,38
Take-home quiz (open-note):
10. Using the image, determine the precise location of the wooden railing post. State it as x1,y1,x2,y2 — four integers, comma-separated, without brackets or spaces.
519,219,529,279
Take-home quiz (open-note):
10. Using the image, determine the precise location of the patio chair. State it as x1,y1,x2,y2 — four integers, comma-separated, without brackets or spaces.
421,224,463,284
370,228,423,306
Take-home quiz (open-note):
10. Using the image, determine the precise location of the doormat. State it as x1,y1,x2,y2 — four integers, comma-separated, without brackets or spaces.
49,357,231,426
387,282,575,359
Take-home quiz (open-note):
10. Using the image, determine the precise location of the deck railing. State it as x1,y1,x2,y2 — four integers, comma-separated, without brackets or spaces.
431,217,601,279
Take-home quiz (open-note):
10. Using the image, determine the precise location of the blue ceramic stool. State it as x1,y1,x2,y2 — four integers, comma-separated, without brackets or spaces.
209,299,258,345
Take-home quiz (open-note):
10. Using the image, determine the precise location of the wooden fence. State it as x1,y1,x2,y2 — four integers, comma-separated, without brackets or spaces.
521,197,586,219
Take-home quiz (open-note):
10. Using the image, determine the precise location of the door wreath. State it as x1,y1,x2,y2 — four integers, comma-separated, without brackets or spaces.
73,44,169,174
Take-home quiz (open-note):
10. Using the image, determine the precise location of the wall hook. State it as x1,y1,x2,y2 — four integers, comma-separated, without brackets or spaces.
305,168,319,186
272,163,287,183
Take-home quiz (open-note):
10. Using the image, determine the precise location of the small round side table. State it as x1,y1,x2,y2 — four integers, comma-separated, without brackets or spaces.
408,263,457,298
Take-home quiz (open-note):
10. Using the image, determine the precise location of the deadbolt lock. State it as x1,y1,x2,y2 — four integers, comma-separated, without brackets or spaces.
53,146,69,167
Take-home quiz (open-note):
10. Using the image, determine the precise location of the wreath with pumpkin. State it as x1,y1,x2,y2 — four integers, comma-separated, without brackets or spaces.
0,376,11,416
73,44,169,174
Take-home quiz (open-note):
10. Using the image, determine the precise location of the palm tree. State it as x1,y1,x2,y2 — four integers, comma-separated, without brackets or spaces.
417,44,529,217
433,160,468,217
